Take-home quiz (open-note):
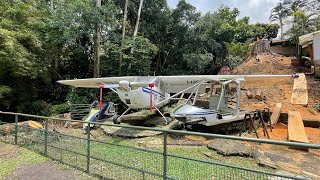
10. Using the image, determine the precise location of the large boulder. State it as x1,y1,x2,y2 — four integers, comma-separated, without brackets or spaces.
207,138,254,157
101,125,162,138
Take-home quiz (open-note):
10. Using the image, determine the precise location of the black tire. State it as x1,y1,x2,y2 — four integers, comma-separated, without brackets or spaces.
112,115,121,124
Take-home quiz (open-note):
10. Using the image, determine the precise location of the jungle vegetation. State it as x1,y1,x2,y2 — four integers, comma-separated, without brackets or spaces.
0,0,318,116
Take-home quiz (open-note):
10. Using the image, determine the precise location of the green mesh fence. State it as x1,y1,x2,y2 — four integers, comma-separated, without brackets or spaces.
0,112,315,180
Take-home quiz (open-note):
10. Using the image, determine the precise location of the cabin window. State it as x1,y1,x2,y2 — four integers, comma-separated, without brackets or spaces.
108,104,115,113
125,99,131,104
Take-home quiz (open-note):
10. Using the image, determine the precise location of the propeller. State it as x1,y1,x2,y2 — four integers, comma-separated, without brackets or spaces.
149,82,154,112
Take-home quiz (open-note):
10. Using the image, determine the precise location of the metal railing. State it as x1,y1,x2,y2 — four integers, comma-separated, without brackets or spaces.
69,104,91,120
0,111,319,180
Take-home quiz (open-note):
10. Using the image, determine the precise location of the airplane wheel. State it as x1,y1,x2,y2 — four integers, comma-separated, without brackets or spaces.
113,115,121,124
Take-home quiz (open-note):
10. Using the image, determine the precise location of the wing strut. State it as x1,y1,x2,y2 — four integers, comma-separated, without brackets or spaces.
149,82,155,112
99,84,104,110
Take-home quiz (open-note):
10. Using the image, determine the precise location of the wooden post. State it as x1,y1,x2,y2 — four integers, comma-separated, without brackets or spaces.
270,103,282,128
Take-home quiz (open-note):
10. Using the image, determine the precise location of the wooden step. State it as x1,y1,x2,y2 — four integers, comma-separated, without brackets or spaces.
291,73,308,106
288,111,309,151
270,103,282,128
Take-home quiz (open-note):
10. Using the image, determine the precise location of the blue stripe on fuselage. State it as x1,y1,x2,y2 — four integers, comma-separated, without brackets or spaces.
142,87,165,98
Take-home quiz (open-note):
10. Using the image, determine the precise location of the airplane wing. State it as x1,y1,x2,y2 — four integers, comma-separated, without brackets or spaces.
57,77,138,88
158,74,294,84
158,74,294,93
159,75,241,84
58,74,294,91
158,75,239,94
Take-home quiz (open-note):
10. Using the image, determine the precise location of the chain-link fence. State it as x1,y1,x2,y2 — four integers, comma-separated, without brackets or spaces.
1,111,319,180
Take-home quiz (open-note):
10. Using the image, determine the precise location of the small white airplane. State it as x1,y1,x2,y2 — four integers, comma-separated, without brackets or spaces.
58,74,295,126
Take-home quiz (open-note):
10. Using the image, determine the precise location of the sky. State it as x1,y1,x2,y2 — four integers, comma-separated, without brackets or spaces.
167,0,280,24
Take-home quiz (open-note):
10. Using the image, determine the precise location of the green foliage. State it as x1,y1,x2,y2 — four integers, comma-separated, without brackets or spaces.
182,53,213,74
252,23,280,39
66,87,96,104
286,11,319,43
121,36,158,75
225,55,246,69
51,103,71,115
224,40,251,70
225,41,252,58
0,85,11,107
0,0,284,115
270,0,320,40
28,100,52,116
0,85,11,99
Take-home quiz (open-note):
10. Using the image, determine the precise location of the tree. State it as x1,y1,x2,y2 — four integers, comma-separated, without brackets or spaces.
252,23,280,40
1,0,288,115
0,0,51,113
118,0,129,75
270,2,290,40
133,0,144,37
93,0,102,78
287,11,319,43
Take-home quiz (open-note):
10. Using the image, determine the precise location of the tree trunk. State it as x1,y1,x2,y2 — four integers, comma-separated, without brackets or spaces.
93,0,101,78
50,0,54,11
280,18,283,40
118,0,129,76
133,0,144,37
127,0,144,75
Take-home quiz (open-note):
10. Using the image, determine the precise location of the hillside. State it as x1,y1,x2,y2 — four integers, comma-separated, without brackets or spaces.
233,53,320,122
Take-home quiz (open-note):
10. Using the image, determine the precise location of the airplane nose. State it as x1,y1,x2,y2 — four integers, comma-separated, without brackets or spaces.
119,80,131,91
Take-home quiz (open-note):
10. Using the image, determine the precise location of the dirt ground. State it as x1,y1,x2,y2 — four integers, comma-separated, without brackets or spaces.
233,54,320,121
232,54,320,178
243,124,320,177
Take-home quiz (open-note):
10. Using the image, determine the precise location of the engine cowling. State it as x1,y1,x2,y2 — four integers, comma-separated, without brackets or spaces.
119,80,131,91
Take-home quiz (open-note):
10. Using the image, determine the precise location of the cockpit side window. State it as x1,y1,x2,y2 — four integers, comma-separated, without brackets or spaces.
108,103,115,113
125,99,131,104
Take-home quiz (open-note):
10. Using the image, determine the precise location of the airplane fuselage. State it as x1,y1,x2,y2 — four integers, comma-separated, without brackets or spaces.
117,86,169,109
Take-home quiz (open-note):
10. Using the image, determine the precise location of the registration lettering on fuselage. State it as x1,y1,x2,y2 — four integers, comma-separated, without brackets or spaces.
187,80,198,84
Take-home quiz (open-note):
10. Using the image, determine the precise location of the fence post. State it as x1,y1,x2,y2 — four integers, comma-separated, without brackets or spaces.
163,132,167,180
44,119,48,156
86,124,91,173
14,114,18,145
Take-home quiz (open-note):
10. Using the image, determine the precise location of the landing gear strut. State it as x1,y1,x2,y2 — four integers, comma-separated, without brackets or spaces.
112,107,131,124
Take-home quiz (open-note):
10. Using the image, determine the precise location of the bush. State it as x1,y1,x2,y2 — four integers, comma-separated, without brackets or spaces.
29,100,52,116
51,103,70,115
66,87,96,104
225,41,252,58
225,55,245,69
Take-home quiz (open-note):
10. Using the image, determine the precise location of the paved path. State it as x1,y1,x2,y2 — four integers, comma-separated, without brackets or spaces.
0,142,95,180
5,162,83,180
